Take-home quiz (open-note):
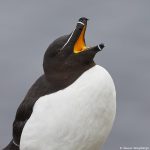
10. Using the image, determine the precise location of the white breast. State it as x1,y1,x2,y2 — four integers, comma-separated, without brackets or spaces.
20,65,116,150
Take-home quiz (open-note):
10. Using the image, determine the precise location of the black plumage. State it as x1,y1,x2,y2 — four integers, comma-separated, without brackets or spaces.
3,17,104,150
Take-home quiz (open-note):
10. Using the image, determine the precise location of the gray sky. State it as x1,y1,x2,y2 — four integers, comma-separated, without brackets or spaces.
0,0,150,149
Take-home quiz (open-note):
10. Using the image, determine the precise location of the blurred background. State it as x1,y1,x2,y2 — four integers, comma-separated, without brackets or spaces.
0,0,150,149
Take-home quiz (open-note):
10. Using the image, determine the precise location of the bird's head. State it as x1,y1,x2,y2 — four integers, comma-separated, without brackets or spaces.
43,17,104,85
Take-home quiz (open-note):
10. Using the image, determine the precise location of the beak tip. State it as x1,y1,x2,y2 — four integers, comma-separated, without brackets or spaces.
98,43,105,51
100,43,105,49
78,17,89,25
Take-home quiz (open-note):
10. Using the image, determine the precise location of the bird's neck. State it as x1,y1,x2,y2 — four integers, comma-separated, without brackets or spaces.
44,63,95,90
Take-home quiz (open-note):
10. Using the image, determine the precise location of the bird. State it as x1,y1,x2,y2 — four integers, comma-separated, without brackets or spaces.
3,17,116,150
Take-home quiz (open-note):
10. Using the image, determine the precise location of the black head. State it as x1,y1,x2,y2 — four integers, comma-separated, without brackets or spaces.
43,17,104,87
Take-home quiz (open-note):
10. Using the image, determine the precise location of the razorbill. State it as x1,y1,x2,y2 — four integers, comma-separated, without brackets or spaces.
3,17,116,150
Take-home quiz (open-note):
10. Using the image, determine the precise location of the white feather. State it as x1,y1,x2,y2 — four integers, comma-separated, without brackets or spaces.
20,65,116,150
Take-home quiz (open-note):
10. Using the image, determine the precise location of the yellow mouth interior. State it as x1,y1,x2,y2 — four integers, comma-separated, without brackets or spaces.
74,26,88,53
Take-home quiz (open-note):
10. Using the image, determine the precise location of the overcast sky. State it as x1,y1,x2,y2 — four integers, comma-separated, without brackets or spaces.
0,1,150,149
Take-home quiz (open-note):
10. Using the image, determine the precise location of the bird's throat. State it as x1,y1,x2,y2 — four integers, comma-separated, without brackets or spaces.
74,26,88,53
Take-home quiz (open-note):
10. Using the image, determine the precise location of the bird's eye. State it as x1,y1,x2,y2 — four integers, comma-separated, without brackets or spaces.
58,49,62,54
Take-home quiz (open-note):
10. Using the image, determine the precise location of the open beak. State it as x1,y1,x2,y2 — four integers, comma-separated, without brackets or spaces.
74,25,87,53
73,17,104,54
61,17,104,54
